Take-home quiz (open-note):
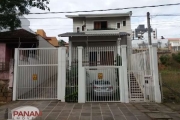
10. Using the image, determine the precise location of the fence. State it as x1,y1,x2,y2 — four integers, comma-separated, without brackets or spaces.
65,47,78,102
12,45,161,103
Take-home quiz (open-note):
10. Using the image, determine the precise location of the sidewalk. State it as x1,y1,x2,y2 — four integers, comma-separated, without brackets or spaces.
0,101,179,120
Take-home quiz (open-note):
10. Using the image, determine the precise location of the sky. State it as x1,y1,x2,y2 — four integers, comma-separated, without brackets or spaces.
23,0,180,42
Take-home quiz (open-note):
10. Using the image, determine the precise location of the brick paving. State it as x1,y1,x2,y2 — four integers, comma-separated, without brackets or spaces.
0,101,179,120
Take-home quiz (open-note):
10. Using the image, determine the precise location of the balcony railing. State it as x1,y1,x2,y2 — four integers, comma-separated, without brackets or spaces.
87,28,118,31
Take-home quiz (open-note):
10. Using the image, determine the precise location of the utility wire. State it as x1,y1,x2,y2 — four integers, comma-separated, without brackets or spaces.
20,14,180,19
28,3,180,14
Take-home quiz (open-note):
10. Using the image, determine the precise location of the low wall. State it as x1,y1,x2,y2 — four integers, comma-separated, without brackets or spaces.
0,80,12,103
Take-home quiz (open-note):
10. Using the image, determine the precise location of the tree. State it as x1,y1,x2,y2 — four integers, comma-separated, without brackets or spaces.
59,40,66,46
0,0,50,31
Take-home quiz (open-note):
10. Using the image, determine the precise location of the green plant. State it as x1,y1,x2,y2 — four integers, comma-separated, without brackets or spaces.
65,87,78,102
66,61,89,85
116,55,122,66
172,52,180,63
160,55,171,66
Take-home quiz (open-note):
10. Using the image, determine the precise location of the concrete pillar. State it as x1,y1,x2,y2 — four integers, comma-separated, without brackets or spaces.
121,45,129,103
119,67,125,102
58,47,66,102
13,49,18,101
78,46,86,103
151,47,161,103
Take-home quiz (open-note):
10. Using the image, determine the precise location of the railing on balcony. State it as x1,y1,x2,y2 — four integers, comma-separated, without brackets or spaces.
87,28,118,31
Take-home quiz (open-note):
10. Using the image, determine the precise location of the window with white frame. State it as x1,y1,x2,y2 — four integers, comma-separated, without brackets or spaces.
123,21,126,26
117,23,120,28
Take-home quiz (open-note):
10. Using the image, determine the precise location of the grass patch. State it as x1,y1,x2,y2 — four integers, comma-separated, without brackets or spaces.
160,71,180,103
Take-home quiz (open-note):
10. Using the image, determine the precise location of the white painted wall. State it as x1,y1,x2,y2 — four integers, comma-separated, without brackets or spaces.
73,16,132,34
19,16,30,31
37,36,55,48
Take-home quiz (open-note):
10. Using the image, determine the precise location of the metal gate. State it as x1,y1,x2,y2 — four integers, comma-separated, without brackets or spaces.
82,46,121,102
15,48,58,100
128,70,154,102
128,47,155,102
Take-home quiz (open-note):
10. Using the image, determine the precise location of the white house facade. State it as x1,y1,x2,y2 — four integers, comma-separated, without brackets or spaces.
59,12,133,67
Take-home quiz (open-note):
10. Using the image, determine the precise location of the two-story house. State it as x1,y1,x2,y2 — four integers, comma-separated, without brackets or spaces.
59,11,132,67
168,38,180,52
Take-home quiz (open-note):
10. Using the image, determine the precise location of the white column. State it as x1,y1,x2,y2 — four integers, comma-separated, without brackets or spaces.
78,46,86,103
151,47,161,103
57,47,66,102
13,49,18,101
69,41,72,67
117,39,121,55
121,45,129,103
119,67,125,102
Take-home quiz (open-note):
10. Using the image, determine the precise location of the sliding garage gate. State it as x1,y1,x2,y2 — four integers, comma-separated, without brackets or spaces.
15,48,58,100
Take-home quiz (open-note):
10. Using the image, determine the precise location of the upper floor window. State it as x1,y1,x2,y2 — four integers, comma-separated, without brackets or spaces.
77,27,80,32
94,21,107,30
117,23,120,28
82,26,85,31
123,21,126,26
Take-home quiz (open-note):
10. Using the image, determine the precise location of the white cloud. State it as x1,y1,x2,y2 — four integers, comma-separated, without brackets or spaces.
24,0,180,42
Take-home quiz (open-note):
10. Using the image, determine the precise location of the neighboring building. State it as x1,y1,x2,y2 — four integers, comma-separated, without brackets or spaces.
36,29,59,47
19,16,31,31
168,38,180,52
0,29,55,88
133,24,157,40
59,12,132,67
132,39,169,49
1,16,31,32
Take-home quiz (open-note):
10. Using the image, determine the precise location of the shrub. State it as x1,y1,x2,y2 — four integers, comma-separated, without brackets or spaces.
172,52,180,63
160,55,171,66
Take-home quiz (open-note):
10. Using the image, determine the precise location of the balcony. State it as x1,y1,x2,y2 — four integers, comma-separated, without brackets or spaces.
87,28,118,31
86,28,119,34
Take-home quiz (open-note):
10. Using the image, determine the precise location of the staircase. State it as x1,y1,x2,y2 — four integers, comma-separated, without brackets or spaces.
129,73,144,102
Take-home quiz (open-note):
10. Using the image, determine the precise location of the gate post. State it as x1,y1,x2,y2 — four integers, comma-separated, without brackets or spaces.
121,45,129,103
151,47,161,103
119,67,124,102
13,48,18,101
58,47,66,102
78,46,85,103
